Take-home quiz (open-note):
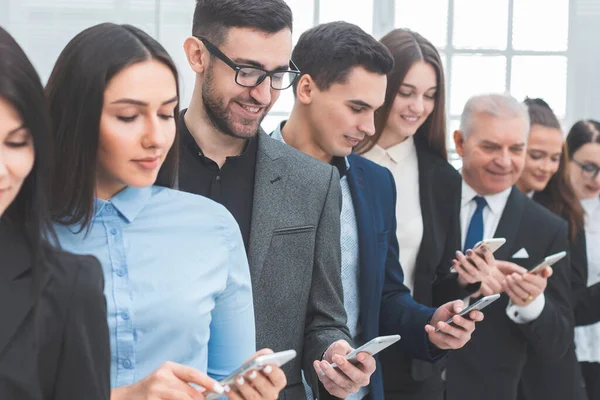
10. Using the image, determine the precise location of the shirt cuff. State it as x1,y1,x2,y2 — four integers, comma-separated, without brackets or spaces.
506,294,545,324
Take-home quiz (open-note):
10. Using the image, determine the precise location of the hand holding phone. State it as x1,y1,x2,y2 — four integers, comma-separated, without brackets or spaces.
450,238,506,273
528,251,567,275
329,335,400,368
434,294,500,332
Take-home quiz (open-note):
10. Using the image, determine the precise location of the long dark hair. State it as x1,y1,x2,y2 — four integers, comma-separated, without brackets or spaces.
0,27,56,262
355,28,447,159
46,23,180,231
524,98,584,241
566,119,600,157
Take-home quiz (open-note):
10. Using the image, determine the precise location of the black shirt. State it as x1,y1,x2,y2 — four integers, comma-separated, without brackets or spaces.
178,110,257,250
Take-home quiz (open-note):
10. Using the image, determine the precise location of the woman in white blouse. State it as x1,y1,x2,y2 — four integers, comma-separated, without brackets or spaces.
355,29,480,400
566,120,600,400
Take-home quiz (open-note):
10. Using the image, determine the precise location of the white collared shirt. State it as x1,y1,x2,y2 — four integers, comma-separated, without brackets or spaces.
460,180,545,324
575,196,600,363
362,137,423,294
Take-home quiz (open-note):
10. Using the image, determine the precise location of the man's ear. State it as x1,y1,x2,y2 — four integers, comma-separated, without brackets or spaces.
454,130,466,157
183,36,209,74
295,74,316,105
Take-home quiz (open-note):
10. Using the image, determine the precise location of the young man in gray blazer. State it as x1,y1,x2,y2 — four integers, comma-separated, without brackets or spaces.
177,0,375,398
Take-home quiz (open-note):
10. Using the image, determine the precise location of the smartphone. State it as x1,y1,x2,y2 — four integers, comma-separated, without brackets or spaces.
434,294,501,332
528,251,567,275
330,335,400,368
205,350,297,399
450,238,506,273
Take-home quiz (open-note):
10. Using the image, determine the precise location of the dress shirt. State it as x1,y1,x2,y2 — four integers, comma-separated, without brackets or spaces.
460,180,545,323
575,196,600,363
362,138,423,294
178,109,257,250
54,185,255,389
272,122,368,400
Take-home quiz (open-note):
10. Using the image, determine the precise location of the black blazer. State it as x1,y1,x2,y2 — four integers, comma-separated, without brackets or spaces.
446,187,574,400
0,221,110,399
379,137,476,396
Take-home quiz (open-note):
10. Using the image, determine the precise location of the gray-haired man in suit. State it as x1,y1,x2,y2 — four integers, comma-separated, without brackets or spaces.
176,0,376,399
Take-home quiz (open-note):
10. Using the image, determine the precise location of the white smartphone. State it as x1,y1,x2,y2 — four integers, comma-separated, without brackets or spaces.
450,238,506,273
528,251,567,275
205,350,297,399
434,294,501,332
330,335,401,368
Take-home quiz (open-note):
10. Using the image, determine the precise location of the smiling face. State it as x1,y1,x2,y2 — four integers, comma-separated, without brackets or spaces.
200,27,292,139
569,142,600,199
95,59,178,199
303,66,387,159
0,97,35,218
517,124,564,193
455,112,528,195
382,61,437,142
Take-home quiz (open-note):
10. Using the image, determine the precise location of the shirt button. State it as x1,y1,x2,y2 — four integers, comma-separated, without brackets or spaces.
216,175,221,181
111,228,117,235
116,269,126,277
105,204,113,212
123,359,133,369
121,311,130,320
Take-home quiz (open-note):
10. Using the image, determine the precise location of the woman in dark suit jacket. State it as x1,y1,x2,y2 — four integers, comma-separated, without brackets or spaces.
0,27,110,399
516,98,588,400
356,29,480,400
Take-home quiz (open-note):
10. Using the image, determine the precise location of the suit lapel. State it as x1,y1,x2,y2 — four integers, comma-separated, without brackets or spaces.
0,221,34,357
248,133,288,281
345,158,375,326
492,187,524,261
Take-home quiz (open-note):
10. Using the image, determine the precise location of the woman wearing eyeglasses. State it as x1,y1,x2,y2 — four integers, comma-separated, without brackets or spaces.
48,23,286,400
566,120,600,400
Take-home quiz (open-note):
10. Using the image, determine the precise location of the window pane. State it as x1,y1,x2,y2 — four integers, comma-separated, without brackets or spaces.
320,0,373,34
453,0,508,50
285,0,315,45
512,0,569,51
395,0,448,47
510,56,567,118
450,55,507,115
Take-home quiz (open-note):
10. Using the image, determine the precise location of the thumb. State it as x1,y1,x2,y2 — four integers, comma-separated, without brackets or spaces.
542,266,554,278
450,299,465,313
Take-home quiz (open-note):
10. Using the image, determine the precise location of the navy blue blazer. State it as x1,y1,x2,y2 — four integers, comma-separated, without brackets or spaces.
344,154,442,400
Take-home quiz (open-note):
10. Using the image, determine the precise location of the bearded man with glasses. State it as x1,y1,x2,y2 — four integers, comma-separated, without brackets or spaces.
177,1,376,399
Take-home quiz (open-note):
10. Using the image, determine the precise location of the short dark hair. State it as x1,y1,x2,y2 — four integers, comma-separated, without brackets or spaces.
0,27,56,264
292,21,394,92
192,0,293,46
46,23,180,231
524,97,561,130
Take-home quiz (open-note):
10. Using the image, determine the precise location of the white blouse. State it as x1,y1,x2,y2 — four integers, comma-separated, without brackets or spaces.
575,196,600,363
362,136,423,294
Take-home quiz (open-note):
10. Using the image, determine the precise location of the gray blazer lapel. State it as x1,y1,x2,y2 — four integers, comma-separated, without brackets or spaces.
248,132,288,280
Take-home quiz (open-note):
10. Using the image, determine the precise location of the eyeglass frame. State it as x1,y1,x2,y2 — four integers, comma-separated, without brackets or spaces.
572,158,600,179
194,36,300,90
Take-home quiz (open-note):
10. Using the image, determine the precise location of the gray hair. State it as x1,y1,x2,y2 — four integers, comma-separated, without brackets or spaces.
459,93,530,139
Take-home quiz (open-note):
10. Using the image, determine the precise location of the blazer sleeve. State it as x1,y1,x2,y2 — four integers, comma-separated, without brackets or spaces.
52,255,111,399
516,220,574,362
305,166,353,395
378,168,440,362
570,230,600,326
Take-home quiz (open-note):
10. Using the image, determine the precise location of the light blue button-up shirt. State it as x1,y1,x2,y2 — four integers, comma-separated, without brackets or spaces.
54,185,256,389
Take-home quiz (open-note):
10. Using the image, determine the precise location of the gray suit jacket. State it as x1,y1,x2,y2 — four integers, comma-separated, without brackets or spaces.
249,132,351,399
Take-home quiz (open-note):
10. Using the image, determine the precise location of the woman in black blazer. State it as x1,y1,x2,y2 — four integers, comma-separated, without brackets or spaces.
356,29,479,400
516,98,588,400
0,27,110,399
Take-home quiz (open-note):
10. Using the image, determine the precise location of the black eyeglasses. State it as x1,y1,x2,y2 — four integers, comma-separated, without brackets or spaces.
194,36,300,90
572,159,600,179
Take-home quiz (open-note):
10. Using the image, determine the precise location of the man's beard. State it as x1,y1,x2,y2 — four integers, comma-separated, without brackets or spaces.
202,67,267,139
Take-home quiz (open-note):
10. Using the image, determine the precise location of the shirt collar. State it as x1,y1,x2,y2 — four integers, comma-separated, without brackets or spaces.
383,136,416,164
581,196,600,216
94,186,153,223
461,179,512,215
272,120,350,177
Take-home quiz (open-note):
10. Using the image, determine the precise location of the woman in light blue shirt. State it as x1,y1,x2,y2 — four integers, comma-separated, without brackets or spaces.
47,23,286,400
